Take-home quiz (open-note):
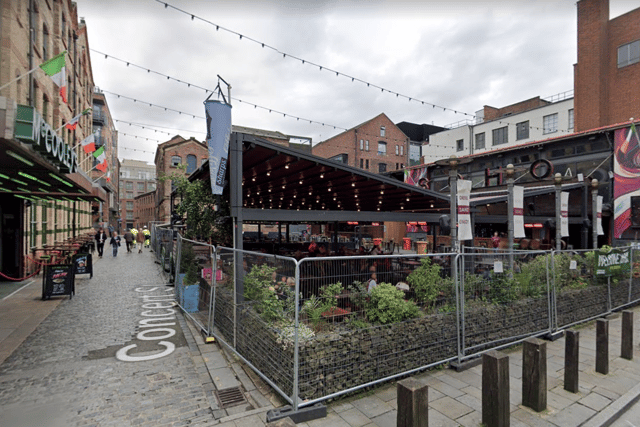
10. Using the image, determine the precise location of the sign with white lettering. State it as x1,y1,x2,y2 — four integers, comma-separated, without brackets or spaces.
204,100,232,195
457,179,472,241
596,247,630,276
14,105,78,173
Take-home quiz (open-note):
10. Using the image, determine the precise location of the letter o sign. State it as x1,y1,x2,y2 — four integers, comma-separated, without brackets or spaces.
530,159,553,180
137,328,176,340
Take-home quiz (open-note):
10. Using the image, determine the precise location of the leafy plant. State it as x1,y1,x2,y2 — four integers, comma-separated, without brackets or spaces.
347,280,368,309
302,283,344,329
242,264,285,323
365,283,420,324
486,273,519,304
276,321,315,350
407,257,445,306
180,242,200,285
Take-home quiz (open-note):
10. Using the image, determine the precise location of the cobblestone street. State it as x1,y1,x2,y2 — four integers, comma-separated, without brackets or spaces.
0,250,219,427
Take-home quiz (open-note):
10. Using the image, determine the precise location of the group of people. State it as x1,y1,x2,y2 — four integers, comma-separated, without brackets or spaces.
95,226,150,257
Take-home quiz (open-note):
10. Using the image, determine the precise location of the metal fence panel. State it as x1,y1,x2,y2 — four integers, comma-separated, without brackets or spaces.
173,235,215,334
458,248,552,359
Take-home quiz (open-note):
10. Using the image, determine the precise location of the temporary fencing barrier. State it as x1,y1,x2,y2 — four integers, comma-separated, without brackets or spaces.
165,237,640,411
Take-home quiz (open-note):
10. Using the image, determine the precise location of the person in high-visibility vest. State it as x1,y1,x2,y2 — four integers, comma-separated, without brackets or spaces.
142,226,151,248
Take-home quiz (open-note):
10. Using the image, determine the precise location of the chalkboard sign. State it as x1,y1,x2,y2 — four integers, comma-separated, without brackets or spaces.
73,253,93,278
42,264,74,300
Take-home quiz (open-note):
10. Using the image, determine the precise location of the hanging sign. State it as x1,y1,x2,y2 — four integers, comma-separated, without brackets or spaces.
457,179,472,241
597,195,604,235
561,191,569,237
204,100,232,195
596,247,630,276
514,185,526,238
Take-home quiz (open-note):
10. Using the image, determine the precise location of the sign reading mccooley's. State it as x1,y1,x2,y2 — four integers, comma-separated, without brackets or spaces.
14,104,78,173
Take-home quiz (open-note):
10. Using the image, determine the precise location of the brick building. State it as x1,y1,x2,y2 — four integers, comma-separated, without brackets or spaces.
0,0,106,277
91,89,118,229
119,159,155,229
574,0,640,131
134,190,155,230
154,135,208,223
313,113,409,173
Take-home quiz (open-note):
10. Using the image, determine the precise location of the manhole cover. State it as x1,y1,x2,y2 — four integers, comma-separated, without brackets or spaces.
215,386,247,408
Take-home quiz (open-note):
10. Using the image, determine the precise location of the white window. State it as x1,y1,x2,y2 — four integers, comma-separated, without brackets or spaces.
171,156,181,167
359,139,363,150
365,140,369,151
618,40,640,68
568,109,574,130
380,126,386,137
400,145,404,155
378,141,387,155
395,145,399,155
543,113,558,134
516,121,529,140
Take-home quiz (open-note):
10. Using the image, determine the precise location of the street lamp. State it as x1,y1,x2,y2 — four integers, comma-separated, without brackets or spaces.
554,173,562,251
592,178,599,249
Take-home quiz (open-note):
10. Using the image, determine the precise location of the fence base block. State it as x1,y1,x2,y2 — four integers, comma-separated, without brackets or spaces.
450,356,482,372
543,330,565,342
266,404,327,423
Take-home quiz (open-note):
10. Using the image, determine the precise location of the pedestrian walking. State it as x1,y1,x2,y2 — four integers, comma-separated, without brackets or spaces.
136,227,145,253
95,227,108,258
142,226,151,248
124,229,134,253
110,231,121,257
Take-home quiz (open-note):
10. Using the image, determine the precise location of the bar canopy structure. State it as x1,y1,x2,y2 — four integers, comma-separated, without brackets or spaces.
190,132,452,249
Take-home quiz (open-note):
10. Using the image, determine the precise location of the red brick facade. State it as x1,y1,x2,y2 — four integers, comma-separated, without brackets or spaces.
483,97,551,121
574,0,640,131
154,136,208,223
134,190,155,229
312,113,409,173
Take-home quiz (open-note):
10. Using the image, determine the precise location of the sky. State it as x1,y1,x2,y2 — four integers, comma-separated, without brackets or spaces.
78,0,639,165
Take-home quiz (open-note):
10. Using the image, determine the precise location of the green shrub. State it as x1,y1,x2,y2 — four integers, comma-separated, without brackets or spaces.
486,273,519,304
365,283,420,324
407,257,447,306
243,264,284,323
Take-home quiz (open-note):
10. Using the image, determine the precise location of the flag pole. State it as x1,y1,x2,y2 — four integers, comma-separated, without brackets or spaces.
0,66,40,92
92,171,107,183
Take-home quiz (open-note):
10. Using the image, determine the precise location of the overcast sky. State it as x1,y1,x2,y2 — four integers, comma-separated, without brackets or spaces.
79,0,639,165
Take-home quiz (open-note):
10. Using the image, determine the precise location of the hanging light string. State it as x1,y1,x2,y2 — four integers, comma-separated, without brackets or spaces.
154,0,476,119
115,119,204,136
118,131,164,143
119,145,157,155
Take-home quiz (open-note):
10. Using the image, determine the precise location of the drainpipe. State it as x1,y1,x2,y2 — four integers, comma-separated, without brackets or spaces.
28,0,35,106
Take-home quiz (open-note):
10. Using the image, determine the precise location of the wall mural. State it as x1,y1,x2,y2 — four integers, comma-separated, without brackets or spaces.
613,124,640,238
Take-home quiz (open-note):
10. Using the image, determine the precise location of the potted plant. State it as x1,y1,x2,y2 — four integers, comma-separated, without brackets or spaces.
179,242,200,313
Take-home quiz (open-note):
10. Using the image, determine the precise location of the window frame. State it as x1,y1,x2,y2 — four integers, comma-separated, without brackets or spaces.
171,155,182,167
492,127,508,146
543,113,558,134
516,121,529,140
475,132,486,149
456,139,464,152
378,162,387,173
380,126,386,137
186,154,197,174
568,109,574,130
378,141,387,156
618,40,640,68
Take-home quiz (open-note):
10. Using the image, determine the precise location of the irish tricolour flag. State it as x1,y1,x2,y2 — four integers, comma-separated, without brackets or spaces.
39,52,67,103
93,146,108,172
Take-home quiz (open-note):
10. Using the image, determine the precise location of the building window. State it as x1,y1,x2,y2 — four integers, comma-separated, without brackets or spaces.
126,212,134,220
359,139,363,150
396,163,399,169
400,145,403,155
400,163,404,169
568,109,574,130
378,163,387,173
186,154,197,173
171,156,181,167
42,24,49,61
126,192,133,199
366,159,369,169
365,140,369,151
395,145,399,155
516,121,529,140
456,139,464,152
380,126,386,137
543,113,558,134
475,133,486,149
492,127,508,146
149,183,156,191
378,141,387,155
360,158,364,169
137,182,145,192
126,201,134,210
409,142,421,165
125,182,133,191
618,40,640,68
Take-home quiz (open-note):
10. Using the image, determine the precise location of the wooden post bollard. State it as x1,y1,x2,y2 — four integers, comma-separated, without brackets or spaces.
397,378,428,427
522,338,547,412
482,351,510,427
564,330,580,393
596,319,609,374
621,311,633,360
